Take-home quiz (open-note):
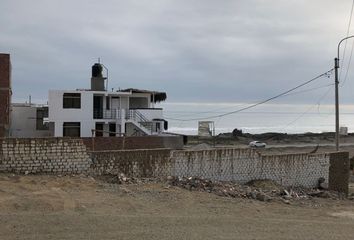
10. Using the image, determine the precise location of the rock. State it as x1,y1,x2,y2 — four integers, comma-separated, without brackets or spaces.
256,192,272,202
318,191,331,198
318,177,328,190
282,199,291,204
319,182,328,190
250,191,257,200
281,189,292,200
24,171,29,175
282,189,290,195
283,195,292,200
232,128,243,137
307,190,331,198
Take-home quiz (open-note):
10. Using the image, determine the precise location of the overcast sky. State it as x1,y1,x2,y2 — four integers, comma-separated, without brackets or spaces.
1,0,354,105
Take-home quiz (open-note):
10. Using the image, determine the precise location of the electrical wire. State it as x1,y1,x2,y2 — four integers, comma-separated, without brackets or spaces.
283,84,334,128
339,0,354,83
164,83,333,118
165,69,334,122
341,42,354,86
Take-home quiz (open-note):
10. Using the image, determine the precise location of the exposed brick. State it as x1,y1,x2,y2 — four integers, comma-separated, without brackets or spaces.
329,152,350,194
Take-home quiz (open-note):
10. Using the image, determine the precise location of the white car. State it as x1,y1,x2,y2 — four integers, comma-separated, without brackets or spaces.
249,141,266,148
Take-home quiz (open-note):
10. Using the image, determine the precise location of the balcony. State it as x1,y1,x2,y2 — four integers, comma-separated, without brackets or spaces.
128,108,163,121
93,109,120,119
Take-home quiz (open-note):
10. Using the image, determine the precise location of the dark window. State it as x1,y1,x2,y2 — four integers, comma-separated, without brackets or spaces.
109,123,116,136
63,93,81,109
63,122,80,137
106,96,110,110
156,122,161,132
36,107,49,130
95,123,103,137
93,95,103,119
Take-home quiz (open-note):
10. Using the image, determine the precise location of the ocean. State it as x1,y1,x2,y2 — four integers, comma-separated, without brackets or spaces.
159,102,354,135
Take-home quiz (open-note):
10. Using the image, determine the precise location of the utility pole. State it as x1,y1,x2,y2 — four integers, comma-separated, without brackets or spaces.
334,58,339,151
335,35,354,151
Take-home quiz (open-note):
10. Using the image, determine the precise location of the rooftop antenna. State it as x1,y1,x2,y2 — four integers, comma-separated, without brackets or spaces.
98,57,101,64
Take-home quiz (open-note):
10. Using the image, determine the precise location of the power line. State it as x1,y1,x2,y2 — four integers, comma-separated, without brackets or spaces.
339,0,354,83
165,69,334,122
283,84,334,128
164,83,334,117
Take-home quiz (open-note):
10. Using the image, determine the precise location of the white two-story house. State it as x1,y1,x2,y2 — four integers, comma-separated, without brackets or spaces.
48,63,167,137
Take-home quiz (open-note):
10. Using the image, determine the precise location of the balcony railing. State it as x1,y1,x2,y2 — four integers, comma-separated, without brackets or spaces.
93,109,120,119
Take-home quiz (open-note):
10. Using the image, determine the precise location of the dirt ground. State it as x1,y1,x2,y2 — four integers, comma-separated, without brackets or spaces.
0,174,353,240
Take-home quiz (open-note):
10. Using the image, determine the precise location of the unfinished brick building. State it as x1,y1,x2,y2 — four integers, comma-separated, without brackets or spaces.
0,53,11,137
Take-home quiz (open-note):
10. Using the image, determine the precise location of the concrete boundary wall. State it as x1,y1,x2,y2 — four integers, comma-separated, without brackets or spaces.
170,149,330,188
0,138,91,174
0,138,350,193
90,148,341,190
90,149,171,176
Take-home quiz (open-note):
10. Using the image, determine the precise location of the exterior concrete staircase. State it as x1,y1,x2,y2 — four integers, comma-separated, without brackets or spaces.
126,110,153,135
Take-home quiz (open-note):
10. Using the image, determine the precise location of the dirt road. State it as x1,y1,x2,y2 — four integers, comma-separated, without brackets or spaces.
0,174,353,240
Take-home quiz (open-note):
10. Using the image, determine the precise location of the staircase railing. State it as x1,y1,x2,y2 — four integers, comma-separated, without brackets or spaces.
126,110,153,134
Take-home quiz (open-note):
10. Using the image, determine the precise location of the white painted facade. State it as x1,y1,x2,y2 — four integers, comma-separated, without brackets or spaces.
48,89,166,137
10,104,53,138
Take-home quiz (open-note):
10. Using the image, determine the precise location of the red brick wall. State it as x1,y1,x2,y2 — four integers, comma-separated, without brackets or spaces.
329,151,350,195
82,136,184,151
0,53,11,137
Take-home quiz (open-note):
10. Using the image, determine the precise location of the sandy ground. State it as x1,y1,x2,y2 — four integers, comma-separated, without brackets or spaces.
0,174,353,240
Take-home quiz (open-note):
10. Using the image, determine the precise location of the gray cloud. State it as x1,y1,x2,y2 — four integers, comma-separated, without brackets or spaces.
0,0,353,104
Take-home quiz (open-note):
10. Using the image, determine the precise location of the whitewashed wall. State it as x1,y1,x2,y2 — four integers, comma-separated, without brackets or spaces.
170,149,330,188
49,90,95,137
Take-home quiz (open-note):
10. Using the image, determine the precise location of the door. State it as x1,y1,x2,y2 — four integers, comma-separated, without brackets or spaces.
95,122,104,137
93,95,103,119
109,123,116,137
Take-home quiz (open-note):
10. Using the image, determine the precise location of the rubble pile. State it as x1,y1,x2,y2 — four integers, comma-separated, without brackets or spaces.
101,173,159,185
99,173,350,203
166,176,346,203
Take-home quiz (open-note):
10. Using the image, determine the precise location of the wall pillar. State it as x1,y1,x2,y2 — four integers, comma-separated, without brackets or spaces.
120,109,126,135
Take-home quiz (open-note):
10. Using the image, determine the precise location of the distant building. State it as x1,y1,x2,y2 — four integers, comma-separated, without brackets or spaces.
10,103,53,138
48,62,168,137
198,121,214,137
0,54,168,138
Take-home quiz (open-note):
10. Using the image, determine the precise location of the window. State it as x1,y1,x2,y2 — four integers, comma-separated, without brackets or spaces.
63,122,80,137
63,93,81,109
36,107,49,130
95,123,103,137
109,123,116,136
129,97,148,109
106,96,110,110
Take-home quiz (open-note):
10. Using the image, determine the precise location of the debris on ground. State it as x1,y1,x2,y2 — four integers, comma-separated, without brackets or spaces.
97,173,350,204
99,173,158,185
165,176,347,203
